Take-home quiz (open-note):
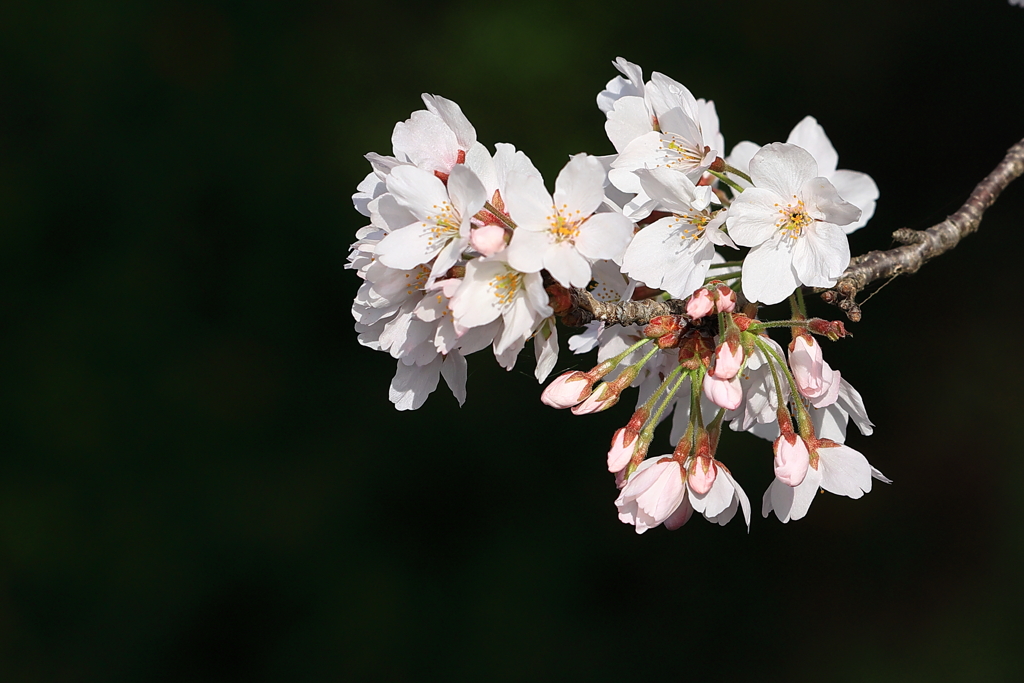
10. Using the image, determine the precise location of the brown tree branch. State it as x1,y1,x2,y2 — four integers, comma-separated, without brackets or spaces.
562,137,1024,329
818,137,1024,321
561,287,688,327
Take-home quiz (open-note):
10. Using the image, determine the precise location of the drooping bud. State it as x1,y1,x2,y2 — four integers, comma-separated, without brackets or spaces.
686,288,715,319
714,284,737,313
711,341,744,380
470,224,507,256
608,428,639,473
687,455,718,495
571,382,618,415
541,371,592,408
703,373,743,410
773,433,810,486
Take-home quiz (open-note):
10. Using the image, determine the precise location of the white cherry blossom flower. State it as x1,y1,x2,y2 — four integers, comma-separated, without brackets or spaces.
615,457,686,534
762,441,889,523
504,154,633,288
621,168,734,298
449,253,552,356
377,164,487,283
727,143,861,305
727,117,878,234
686,458,752,529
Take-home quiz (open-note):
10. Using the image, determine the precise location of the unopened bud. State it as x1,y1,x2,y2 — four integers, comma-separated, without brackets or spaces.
773,434,810,486
711,341,744,380
715,284,737,312
703,373,743,410
541,371,591,409
687,455,718,495
608,428,639,473
571,382,619,415
686,288,715,319
470,224,507,256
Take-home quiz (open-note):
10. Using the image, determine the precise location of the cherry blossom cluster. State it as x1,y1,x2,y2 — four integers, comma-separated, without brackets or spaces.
349,58,890,530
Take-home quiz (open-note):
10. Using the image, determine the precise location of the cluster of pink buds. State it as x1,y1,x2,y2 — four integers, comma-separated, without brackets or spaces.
542,283,888,533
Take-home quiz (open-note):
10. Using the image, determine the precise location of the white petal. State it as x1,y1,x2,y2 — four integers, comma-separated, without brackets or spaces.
741,240,800,305
802,177,861,227
534,322,558,382
440,352,468,406
386,165,451,221
505,228,549,274
727,188,788,247
376,222,445,270
830,170,879,233
391,110,459,173
504,170,553,229
818,444,872,498
389,357,442,410
447,164,488,219
748,143,817,198
421,94,476,150
792,222,850,287
554,154,607,217
605,96,654,153
543,242,592,288
574,212,634,262
786,116,838,176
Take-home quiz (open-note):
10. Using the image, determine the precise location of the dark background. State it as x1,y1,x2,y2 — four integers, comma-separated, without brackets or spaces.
1,0,1023,680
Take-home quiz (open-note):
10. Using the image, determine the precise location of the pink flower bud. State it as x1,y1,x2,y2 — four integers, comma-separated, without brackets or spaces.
470,224,507,256
702,373,743,410
541,371,591,408
687,456,718,495
789,336,841,408
686,288,715,319
789,335,824,395
571,382,618,415
607,428,638,473
711,341,744,380
715,285,737,312
773,434,810,486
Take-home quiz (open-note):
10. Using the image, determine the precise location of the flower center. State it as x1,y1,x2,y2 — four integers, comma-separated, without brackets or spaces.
425,201,461,247
660,134,706,169
547,204,584,243
774,197,813,239
490,268,523,307
675,212,710,240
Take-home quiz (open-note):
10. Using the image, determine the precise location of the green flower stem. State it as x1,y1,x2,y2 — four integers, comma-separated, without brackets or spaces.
747,319,811,331
754,336,812,435
708,170,745,195
723,164,753,185
708,261,744,269
794,287,807,318
705,271,741,284
640,366,689,443
605,338,653,370
690,366,706,432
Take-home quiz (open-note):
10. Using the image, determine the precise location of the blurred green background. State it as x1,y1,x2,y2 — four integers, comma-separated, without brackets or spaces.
1,0,1023,680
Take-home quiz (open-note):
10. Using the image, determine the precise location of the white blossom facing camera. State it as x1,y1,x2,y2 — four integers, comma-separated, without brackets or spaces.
620,168,735,299
376,164,487,283
727,143,861,305
504,154,633,288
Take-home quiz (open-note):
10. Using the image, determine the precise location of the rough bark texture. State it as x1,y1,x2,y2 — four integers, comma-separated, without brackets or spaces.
818,137,1024,321
561,288,688,327
562,137,1024,328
